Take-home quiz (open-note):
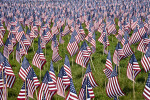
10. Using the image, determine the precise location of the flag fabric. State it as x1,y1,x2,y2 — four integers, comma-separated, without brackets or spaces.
16,26,24,42
127,54,141,81
113,43,124,65
26,68,40,98
143,73,150,100
49,61,57,84
0,69,7,100
16,42,26,63
64,55,72,78
59,27,64,44
51,35,62,62
79,77,95,100
138,20,146,37
38,71,57,100
3,37,13,59
66,79,78,100
137,33,150,53
104,51,113,78
67,34,79,57
106,66,125,98
76,41,90,68
32,38,46,69
122,32,134,58
141,47,150,72
56,66,68,98
82,63,98,88
129,26,142,45
17,79,28,100
19,57,32,81
78,24,86,41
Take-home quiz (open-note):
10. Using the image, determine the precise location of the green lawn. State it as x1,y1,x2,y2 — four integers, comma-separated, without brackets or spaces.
1,19,147,100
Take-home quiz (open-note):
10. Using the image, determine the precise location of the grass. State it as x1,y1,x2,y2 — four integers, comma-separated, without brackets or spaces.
1,19,147,100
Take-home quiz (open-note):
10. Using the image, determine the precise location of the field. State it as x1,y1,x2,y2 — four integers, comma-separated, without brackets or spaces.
1,19,147,100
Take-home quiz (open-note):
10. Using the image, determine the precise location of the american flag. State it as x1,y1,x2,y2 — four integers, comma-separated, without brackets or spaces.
72,29,80,44
16,26,24,42
52,21,59,35
17,79,28,100
127,54,141,81
137,33,150,53
106,66,125,98
45,27,53,42
31,22,38,38
107,20,116,35
66,79,78,100
82,63,98,88
141,46,150,72
0,37,4,47
138,20,146,37
62,23,70,36
67,34,79,57
48,61,57,98
0,69,7,100
0,22,5,39
59,27,64,44
104,51,113,78
16,42,26,63
103,33,110,54
3,37,13,59
2,56,16,88
41,30,50,44
19,57,32,81
143,73,150,100
79,77,95,100
56,66,65,98
32,38,46,69
75,41,90,68
49,61,57,84
20,34,31,53
131,15,138,30
122,33,133,58
113,43,124,65
38,71,57,100
78,24,86,41
52,35,62,62
64,55,72,78
26,68,40,99
129,26,142,45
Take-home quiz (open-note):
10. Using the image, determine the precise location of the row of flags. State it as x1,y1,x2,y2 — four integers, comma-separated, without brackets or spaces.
0,0,150,99
17,54,98,100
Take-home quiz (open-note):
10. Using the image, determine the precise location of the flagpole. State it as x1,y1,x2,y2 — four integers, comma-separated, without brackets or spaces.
35,86,38,100
86,77,87,100
133,70,135,100
45,46,46,69
2,68,4,100
72,57,73,67
6,74,8,99
25,78,26,100
12,33,14,60
90,56,95,71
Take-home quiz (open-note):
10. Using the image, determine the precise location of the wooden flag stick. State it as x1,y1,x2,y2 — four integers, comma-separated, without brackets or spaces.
45,47,46,69
2,68,4,100
133,70,135,100
32,39,35,53
86,77,87,100
90,56,95,71
72,57,73,67
103,46,104,56
35,86,38,100
40,67,41,82
25,78,26,100
6,75,8,99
